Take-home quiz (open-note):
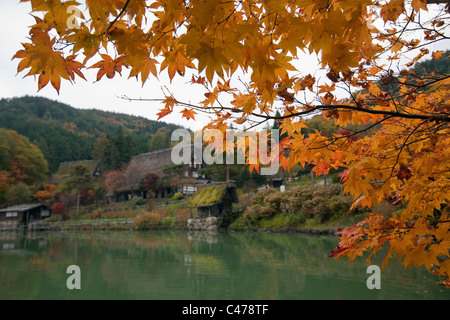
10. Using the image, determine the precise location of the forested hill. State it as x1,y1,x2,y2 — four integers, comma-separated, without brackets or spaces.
0,96,182,173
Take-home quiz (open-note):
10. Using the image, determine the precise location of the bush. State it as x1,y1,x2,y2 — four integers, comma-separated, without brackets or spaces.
301,198,330,222
239,183,354,227
171,192,184,201
327,194,353,216
51,202,67,216
130,196,146,207
134,211,161,229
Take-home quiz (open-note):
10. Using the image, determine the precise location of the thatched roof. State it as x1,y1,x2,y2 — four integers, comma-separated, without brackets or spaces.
128,148,173,177
188,182,238,207
116,148,174,192
115,144,206,193
188,184,228,207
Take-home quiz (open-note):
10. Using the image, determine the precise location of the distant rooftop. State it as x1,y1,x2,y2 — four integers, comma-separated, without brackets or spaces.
0,204,47,213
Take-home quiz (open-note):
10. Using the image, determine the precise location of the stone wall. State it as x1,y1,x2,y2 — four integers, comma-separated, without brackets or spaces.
187,216,222,232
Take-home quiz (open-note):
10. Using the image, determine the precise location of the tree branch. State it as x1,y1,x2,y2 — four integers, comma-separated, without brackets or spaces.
107,0,131,32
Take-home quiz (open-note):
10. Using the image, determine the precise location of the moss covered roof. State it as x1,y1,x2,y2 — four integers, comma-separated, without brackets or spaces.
188,184,228,207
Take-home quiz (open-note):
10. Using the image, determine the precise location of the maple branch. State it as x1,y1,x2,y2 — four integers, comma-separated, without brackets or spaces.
107,0,131,32
119,93,450,125
386,120,427,181
319,105,450,122
306,116,395,151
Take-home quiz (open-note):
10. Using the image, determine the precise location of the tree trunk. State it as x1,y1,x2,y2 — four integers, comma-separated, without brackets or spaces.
76,190,80,216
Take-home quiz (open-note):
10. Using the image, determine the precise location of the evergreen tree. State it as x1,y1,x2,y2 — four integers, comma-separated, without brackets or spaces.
62,164,93,216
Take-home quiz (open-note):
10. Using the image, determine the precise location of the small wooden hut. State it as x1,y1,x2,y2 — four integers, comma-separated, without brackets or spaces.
0,204,51,227
188,181,238,218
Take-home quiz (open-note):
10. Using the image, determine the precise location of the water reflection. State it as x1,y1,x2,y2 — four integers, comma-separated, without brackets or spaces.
0,230,448,300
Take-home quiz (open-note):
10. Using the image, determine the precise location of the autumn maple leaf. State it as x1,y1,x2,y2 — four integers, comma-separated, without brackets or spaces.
89,54,126,81
180,108,197,120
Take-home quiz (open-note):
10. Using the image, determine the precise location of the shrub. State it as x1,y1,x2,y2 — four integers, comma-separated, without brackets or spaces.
239,183,355,227
130,196,146,207
172,192,184,201
286,214,305,227
301,198,330,223
51,202,67,216
87,209,102,219
326,194,353,216
134,211,161,229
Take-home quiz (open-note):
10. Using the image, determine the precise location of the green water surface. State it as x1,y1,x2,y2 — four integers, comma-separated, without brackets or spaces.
0,230,448,300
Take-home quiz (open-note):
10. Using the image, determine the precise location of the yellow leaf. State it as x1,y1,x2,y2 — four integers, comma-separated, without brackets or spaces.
380,0,404,23
411,0,428,12
128,55,159,86
231,93,257,116
194,42,230,82
161,44,195,81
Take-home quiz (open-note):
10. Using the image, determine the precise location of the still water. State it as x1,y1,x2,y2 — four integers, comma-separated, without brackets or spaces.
0,230,449,300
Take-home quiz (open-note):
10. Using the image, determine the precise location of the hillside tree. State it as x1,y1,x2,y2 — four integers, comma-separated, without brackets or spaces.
62,164,93,215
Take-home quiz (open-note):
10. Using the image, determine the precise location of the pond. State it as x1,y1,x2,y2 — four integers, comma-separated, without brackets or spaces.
0,229,449,300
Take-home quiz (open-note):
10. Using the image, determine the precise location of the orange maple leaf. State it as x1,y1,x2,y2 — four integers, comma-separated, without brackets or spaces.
156,107,172,120
180,108,197,120
89,54,126,81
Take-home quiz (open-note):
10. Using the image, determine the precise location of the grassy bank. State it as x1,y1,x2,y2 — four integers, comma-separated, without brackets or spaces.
228,183,390,233
39,199,192,231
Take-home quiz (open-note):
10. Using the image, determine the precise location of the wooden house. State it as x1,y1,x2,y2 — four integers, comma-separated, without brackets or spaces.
188,181,238,218
0,204,51,227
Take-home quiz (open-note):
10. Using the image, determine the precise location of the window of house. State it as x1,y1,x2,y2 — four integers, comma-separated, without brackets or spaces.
41,210,50,217
6,212,18,217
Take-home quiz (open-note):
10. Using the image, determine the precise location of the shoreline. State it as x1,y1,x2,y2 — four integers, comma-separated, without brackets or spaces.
1,219,339,236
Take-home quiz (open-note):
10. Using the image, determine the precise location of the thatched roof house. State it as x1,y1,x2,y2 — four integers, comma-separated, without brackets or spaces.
111,144,212,201
125,148,173,182
188,181,238,218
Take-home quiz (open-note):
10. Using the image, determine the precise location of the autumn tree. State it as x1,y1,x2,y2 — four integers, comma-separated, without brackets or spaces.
14,0,450,286
0,128,48,185
104,161,142,200
0,128,48,205
140,172,161,210
104,169,126,200
140,172,161,196
33,184,57,204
